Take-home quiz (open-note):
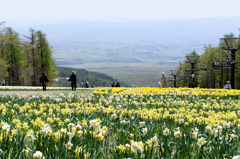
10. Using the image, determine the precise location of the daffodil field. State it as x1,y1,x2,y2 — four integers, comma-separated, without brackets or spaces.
1,87,240,158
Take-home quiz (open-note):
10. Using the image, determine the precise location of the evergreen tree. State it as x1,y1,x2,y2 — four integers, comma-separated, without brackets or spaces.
4,27,25,85
21,40,33,86
35,31,58,85
23,28,38,86
0,23,58,86
0,57,8,81
0,23,8,81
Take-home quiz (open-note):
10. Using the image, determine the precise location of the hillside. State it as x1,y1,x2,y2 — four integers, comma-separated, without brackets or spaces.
56,67,127,87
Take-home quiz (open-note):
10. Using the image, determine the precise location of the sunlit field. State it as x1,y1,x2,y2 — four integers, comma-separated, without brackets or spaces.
0,87,240,158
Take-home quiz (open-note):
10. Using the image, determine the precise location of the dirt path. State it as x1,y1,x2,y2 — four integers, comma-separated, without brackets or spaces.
0,89,95,97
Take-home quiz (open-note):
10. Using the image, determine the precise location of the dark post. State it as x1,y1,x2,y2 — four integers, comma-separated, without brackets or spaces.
174,75,177,88
221,38,240,89
191,63,194,74
169,70,178,88
185,55,201,88
231,50,236,89
186,55,200,75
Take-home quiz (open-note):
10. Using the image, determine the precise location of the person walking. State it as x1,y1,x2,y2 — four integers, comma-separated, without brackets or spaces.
69,71,77,91
160,72,168,88
224,81,232,89
40,72,49,91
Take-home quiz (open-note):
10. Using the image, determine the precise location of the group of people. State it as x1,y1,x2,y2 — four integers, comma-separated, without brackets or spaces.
80,81,94,88
68,71,94,91
188,73,231,89
111,82,120,87
157,72,232,90
39,71,94,91
40,71,233,91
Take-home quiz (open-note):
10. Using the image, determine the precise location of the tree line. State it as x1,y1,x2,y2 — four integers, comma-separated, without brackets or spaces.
0,22,58,86
175,33,240,89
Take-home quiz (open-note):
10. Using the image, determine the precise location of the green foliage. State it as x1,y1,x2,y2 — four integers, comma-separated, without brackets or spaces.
2,27,25,85
35,30,59,85
0,24,58,86
176,33,240,89
0,57,8,79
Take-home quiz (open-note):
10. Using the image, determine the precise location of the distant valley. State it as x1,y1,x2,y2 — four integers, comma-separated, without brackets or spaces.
12,18,240,86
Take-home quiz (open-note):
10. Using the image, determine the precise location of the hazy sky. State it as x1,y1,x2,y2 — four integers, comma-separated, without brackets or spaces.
1,0,240,25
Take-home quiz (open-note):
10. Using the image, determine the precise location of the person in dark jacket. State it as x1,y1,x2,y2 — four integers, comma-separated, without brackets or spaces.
40,72,49,91
111,82,116,87
116,82,120,87
69,71,77,91
91,82,94,88
86,81,89,88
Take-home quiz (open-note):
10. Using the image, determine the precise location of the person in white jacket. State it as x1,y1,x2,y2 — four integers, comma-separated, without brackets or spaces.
224,81,231,89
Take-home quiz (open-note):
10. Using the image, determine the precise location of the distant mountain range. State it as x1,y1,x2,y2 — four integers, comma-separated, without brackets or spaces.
8,18,240,86
17,17,239,66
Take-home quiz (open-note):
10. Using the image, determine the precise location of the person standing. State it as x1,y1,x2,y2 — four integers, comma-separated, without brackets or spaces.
40,72,49,91
189,74,196,88
91,82,94,88
69,71,77,91
158,81,162,88
116,82,120,87
86,81,89,88
111,82,116,87
224,81,232,89
81,81,84,88
160,72,168,88
2,80,5,86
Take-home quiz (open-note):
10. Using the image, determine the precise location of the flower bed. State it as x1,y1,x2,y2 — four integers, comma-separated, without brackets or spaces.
0,87,240,158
